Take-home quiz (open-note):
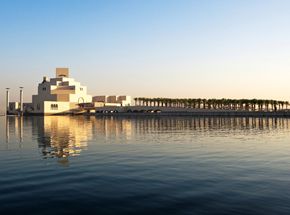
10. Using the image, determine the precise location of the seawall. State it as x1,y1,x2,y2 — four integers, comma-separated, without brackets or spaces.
94,106,290,118
6,106,290,118
95,112,290,118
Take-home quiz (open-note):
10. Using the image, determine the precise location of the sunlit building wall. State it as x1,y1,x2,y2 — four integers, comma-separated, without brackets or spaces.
93,95,131,107
31,68,92,114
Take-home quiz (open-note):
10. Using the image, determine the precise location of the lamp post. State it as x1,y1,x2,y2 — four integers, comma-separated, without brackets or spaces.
6,88,10,115
19,87,23,115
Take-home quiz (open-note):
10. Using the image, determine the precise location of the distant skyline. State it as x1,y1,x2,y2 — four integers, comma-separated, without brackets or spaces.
1,0,290,111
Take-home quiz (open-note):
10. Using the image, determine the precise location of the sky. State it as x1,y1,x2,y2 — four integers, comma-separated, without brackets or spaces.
1,0,290,111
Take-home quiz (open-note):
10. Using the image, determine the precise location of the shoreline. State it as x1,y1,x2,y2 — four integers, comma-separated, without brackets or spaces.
94,111,290,118
6,106,290,118
93,106,290,118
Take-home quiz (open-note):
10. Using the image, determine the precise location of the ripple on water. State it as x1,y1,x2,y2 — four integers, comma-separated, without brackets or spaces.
1,116,290,215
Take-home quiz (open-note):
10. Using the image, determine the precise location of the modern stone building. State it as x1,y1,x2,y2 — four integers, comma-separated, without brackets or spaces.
93,95,131,107
7,68,133,115
30,68,92,115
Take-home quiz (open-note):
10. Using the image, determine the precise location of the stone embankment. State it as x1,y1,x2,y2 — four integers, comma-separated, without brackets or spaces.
94,106,290,117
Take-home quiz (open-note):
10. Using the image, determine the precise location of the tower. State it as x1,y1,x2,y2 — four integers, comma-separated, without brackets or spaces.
6,88,10,115
19,87,24,115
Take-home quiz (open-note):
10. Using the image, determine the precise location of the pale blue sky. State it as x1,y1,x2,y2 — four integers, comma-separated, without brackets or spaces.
1,0,290,111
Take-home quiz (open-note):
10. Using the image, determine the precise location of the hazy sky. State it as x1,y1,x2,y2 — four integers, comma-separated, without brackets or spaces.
1,0,290,111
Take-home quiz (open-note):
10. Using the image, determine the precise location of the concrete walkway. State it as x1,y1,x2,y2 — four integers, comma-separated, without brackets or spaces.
95,106,290,118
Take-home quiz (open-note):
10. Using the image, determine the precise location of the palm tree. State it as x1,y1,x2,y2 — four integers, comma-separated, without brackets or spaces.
133,97,289,112
134,98,138,106
202,99,207,109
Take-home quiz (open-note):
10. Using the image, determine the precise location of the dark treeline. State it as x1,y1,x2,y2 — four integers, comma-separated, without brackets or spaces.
134,98,290,111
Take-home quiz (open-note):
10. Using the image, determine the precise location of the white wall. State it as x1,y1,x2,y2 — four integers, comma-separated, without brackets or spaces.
31,71,92,114
44,101,71,114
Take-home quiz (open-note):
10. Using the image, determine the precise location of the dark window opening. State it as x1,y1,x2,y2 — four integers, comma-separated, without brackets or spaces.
51,104,58,110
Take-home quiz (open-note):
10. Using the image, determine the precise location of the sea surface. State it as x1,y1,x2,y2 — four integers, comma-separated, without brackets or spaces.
0,116,290,215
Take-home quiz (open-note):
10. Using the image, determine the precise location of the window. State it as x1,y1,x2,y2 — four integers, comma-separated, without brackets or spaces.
51,104,58,110
80,87,83,91
42,87,46,91
37,104,40,110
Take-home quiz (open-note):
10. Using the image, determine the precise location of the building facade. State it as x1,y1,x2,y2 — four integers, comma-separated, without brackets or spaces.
7,68,133,115
93,95,131,107
31,68,92,115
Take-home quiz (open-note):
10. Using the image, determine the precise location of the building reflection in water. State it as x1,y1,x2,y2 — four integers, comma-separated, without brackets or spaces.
4,116,290,164
4,116,134,163
35,116,93,161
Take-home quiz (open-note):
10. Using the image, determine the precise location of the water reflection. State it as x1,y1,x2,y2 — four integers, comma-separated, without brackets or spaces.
4,116,290,160
2,116,290,214
131,117,290,134
93,117,133,140
5,117,9,143
35,117,93,159
18,116,23,143
5,116,24,144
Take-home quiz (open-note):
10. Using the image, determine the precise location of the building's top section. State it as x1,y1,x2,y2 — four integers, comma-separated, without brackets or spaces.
56,68,69,78
32,68,92,105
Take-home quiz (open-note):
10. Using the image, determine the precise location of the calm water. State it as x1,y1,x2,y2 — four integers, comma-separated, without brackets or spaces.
1,116,290,215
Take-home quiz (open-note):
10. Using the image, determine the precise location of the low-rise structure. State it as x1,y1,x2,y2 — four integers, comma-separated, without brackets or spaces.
93,95,131,107
8,102,20,115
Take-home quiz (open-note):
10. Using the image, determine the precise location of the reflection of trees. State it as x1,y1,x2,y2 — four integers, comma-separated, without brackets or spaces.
93,116,133,140
130,117,290,135
92,116,290,139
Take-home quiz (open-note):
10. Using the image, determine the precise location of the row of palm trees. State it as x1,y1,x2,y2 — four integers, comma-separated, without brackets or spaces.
134,98,290,111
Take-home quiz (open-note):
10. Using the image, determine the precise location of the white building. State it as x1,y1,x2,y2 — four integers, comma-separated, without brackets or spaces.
31,68,92,115
93,95,131,107
7,68,132,115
